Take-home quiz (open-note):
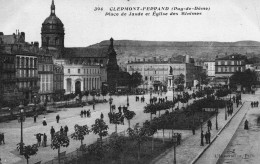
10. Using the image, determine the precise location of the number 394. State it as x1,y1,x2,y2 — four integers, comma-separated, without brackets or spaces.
94,7,103,11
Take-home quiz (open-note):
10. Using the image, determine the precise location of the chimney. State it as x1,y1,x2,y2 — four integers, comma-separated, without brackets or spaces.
21,32,25,41
34,41,39,52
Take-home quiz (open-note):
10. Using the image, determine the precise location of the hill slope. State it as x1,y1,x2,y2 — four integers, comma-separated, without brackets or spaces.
89,40,260,64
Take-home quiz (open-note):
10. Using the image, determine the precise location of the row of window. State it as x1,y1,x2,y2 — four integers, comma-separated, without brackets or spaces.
17,70,37,78
38,64,53,72
40,74,53,92
18,81,37,89
216,66,243,73
16,57,37,68
216,60,243,66
67,68,100,74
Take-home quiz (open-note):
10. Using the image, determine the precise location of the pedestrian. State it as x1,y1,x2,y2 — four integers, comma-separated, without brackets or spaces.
36,133,42,147
34,114,37,123
60,126,64,134
118,106,122,113
50,126,55,142
43,117,47,126
100,112,104,119
0,158,2,164
165,96,167,101
205,131,208,144
43,133,47,147
244,120,249,130
83,110,87,117
200,131,204,146
207,120,212,131
80,110,83,118
192,126,195,135
64,125,68,136
56,114,60,123
208,131,211,143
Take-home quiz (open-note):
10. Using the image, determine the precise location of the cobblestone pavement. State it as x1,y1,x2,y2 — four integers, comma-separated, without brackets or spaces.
216,94,260,164
152,94,254,164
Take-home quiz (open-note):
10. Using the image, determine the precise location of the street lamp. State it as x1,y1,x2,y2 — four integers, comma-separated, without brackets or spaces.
109,94,113,113
19,104,25,155
172,135,177,164
215,108,218,130
200,118,204,146
225,99,227,120
127,90,129,108
172,76,174,102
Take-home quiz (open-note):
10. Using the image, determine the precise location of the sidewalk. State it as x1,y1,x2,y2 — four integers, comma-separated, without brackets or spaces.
152,97,246,164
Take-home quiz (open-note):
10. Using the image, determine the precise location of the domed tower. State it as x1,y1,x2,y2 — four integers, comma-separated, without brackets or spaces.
41,0,64,50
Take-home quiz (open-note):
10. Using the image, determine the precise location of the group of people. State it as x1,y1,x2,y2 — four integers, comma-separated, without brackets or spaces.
135,96,145,102
118,105,128,113
35,133,47,147
200,120,212,146
158,97,167,103
251,101,259,108
80,110,91,118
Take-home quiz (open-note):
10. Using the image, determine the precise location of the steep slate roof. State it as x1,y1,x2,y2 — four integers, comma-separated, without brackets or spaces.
0,35,16,44
216,53,247,60
63,47,108,58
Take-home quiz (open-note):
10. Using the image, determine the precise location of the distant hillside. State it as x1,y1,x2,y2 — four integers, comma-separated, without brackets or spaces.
89,40,260,65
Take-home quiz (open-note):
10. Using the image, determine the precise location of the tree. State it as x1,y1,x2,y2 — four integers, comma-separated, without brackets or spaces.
101,89,108,100
87,142,108,163
17,143,38,164
23,144,38,164
157,114,168,143
174,74,185,92
230,69,257,91
108,133,127,164
84,91,89,101
127,123,148,161
124,110,136,129
110,113,121,133
142,119,158,151
71,124,91,147
130,72,143,89
198,72,210,86
91,118,109,142
51,131,70,164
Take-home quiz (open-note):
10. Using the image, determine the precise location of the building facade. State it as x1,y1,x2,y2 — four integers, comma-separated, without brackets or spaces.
215,54,247,85
15,52,39,103
38,52,54,102
204,61,215,77
0,51,17,105
53,64,64,101
127,55,198,90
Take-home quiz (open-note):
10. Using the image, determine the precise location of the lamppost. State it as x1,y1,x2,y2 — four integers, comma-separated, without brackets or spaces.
215,108,218,130
225,98,227,120
172,135,177,164
109,94,113,113
92,89,96,110
126,88,129,108
19,104,25,155
172,76,174,102
200,118,204,146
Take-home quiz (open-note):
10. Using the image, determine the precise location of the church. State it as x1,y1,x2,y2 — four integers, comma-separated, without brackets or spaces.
41,0,120,95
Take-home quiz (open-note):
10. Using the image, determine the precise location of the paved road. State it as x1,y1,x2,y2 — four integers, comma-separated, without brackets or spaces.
217,96,260,164
195,94,258,164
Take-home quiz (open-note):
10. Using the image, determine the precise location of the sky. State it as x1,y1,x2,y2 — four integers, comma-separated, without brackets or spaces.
0,0,260,47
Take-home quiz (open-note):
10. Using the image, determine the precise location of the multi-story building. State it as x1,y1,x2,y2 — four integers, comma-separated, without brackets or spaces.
0,51,17,106
127,55,198,90
55,59,102,94
15,51,39,103
37,51,54,102
204,61,215,77
53,64,64,101
215,54,247,84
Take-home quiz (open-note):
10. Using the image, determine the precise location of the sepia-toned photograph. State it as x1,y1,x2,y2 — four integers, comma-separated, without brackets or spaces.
0,0,260,163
